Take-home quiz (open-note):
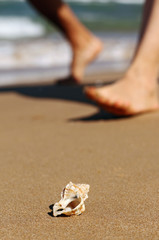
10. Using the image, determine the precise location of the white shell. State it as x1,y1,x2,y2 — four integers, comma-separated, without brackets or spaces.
53,182,90,217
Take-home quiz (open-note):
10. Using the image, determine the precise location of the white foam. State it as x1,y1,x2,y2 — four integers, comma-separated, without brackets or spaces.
0,17,45,39
0,37,72,69
0,34,137,86
0,34,136,69
0,0,23,1
66,0,144,4
0,0,144,3
112,0,144,4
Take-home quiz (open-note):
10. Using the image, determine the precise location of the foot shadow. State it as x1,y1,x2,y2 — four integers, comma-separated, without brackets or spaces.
69,109,129,122
0,84,92,105
0,80,128,121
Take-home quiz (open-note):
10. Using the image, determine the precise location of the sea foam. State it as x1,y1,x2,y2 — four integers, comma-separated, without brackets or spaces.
0,17,45,39
66,0,144,4
0,0,144,4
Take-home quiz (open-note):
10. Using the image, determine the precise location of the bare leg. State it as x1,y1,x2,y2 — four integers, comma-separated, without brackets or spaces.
85,0,159,116
135,0,154,55
28,0,102,83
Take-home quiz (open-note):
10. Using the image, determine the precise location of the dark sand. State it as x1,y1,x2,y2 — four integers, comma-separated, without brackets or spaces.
1,76,159,240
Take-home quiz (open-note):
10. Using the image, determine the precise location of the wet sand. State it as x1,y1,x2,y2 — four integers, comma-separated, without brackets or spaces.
0,77,159,240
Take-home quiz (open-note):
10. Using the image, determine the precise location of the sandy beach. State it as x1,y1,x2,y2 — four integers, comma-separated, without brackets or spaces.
1,75,159,240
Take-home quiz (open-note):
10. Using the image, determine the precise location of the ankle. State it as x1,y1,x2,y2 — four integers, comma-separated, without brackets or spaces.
125,63,158,88
71,34,101,52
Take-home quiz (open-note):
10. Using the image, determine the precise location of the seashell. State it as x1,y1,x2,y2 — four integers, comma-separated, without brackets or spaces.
53,182,90,217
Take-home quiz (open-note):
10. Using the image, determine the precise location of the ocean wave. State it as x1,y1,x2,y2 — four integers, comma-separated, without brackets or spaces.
0,33,136,69
0,17,45,39
0,0,142,39
66,0,144,4
0,0,144,3
0,0,23,1
0,33,137,87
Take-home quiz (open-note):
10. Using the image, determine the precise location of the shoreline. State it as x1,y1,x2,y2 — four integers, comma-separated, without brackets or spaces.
0,63,126,87
0,32,136,87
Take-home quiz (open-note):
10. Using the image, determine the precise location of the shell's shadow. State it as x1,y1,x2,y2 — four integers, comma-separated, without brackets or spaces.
48,204,69,218
48,204,54,217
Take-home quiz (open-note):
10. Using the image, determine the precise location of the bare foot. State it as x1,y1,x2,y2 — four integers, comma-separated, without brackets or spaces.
71,36,103,84
85,73,159,116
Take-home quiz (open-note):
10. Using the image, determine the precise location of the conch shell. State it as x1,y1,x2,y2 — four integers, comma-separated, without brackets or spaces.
53,182,90,217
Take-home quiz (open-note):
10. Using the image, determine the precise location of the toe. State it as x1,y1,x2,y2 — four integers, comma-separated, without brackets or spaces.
98,99,134,116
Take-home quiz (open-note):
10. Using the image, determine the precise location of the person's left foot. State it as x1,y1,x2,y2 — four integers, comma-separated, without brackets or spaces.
71,36,103,84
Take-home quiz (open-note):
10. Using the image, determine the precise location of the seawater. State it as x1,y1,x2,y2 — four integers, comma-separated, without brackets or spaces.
0,0,144,38
0,0,144,84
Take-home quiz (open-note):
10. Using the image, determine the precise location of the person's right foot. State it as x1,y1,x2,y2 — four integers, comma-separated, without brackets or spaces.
85,72,159,116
